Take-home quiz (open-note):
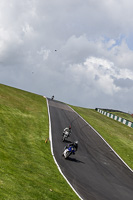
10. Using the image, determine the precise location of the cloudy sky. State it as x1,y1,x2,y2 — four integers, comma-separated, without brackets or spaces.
1,0,133,112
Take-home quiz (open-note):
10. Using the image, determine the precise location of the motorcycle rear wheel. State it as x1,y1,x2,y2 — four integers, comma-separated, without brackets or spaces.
62,136,66,142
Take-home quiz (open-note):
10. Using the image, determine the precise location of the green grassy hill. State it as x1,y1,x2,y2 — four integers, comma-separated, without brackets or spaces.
0,84,79,200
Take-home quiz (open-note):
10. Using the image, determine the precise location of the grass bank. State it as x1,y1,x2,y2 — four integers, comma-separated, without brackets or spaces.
0,84,79,200
70,106,133,170
110,111,133,122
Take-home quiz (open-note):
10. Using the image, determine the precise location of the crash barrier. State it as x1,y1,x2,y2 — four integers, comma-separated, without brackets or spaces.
95,108,133,128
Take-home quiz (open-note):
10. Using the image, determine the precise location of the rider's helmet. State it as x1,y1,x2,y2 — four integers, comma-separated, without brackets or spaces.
74,141,78,148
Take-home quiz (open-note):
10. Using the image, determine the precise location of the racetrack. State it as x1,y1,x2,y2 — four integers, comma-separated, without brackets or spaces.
48,99,133,200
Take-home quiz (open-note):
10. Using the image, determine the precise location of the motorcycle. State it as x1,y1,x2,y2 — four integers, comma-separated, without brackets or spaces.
62,130,70,142
62,146,75,159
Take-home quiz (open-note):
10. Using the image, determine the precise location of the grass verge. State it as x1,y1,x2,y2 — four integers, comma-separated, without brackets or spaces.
70,105,133,170
0,84,79,200
110,111,133,122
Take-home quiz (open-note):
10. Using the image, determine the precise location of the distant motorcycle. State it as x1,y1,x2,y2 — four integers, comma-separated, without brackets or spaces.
62,146,75,159
62,130,70,142
62,126,71,142
51,95,54,100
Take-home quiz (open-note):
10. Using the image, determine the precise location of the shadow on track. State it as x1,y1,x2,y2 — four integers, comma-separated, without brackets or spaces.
66,157,85,164
62,140,72,143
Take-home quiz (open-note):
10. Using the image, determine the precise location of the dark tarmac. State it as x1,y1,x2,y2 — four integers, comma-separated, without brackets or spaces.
48,99,133,200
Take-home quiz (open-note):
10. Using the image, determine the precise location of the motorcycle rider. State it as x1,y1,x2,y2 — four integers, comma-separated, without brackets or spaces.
65,141,78,152
63,125,72,137
63,141,78,158
68,141,78,151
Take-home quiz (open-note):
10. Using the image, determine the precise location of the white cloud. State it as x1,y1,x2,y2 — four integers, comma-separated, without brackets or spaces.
68,56,133,96
22,23,34,36
37,48,51,61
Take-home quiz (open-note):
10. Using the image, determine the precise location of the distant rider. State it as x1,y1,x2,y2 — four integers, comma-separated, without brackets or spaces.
63,125,72,137
51,95,54,100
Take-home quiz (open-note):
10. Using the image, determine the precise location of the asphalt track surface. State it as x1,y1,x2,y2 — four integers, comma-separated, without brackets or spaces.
48,99,133,200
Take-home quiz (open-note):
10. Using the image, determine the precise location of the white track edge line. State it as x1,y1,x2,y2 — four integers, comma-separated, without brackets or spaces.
69,105,133,173
46,98,84,200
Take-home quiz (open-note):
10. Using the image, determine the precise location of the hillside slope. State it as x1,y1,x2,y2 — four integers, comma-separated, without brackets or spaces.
0,84,79,200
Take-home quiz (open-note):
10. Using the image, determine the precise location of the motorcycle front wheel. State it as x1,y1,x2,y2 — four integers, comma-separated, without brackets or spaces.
64,151,71,159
